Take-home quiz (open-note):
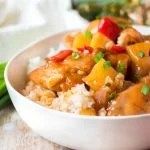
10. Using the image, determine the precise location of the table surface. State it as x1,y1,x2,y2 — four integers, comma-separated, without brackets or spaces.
0,105,70,150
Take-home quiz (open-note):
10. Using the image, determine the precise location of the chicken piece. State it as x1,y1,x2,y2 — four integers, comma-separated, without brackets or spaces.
143,35,150,41
28,63,67,91
80,108,96,116
59,55,95,91
93,73,125,111
130,57,150,81
108,76,150,116
29,55,94,91
105,53,130,75
121,80,134,91
117,27,144,46
94,86,111,109
63,55,94,74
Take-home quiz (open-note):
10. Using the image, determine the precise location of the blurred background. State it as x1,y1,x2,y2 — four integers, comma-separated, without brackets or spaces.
0,0,149,60
72,0,150,25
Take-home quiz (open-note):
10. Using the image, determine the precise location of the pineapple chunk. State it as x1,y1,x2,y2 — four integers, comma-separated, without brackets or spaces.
127,42,150,63
90,32,111,49
83,58,117,91
72,32,90,49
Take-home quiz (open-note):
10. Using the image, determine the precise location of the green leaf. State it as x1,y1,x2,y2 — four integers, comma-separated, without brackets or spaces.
93,52,104,63
141,84,150,96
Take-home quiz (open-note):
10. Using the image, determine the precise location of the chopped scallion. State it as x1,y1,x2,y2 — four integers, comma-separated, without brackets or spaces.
72,51,80,60
109,91,117,101
84,30,93,40
93,52,104,63
137,51,145,58
141,84,150,96
103,61,111,69
117,62,126,74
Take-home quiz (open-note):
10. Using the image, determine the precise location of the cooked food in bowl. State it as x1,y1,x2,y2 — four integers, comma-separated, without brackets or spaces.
22,17,150,116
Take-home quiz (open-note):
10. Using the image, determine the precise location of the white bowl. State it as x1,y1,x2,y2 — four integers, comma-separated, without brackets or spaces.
5,30,150,150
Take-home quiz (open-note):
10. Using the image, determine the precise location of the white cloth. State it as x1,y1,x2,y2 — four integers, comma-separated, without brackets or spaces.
0,0,87,61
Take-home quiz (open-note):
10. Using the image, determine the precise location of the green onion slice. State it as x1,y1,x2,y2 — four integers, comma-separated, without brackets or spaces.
72,51,80,60
93,52,104,63
141,84,150,96
117,62,126,74
103,61,111,69
84,30,93,40
109,91,117,101
137,51,145,58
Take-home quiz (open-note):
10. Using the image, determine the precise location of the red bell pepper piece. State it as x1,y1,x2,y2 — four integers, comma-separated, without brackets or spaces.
84,46,93,53
110,45,126,53
78,46,93,53
98,17,121,41
48,50,72,62
77,47,84,52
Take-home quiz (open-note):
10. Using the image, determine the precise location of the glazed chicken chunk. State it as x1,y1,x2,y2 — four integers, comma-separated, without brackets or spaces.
29,55,94,91
108,76,150,116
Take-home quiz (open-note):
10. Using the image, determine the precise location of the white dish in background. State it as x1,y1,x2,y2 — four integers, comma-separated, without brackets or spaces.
133,25,150,35
4,27,150,149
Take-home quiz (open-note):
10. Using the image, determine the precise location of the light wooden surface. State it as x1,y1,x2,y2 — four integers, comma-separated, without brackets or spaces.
0,105,70,150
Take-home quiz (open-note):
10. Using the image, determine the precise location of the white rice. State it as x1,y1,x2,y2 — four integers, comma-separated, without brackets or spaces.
98,108,107,116
22,81,56,106
28,43,65,73
46,47,58,58
47,42,66,57
27,56,44,73
23,82,95,114
50,84,95,114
